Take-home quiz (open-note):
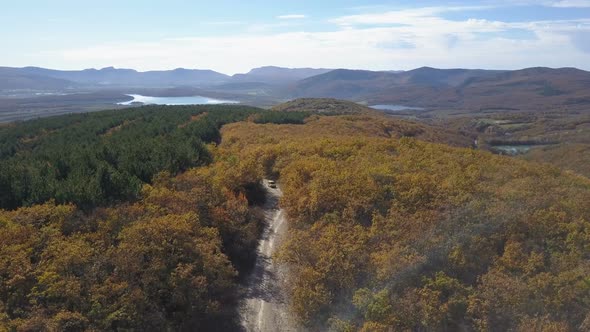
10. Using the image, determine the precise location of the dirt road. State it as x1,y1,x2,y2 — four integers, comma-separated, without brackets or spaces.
239,180,299,332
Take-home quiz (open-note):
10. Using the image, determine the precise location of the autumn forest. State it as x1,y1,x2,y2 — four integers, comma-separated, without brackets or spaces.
1,100,589,331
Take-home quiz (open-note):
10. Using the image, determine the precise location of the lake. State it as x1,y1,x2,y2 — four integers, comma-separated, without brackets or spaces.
118,94,239,106
370,104,424,111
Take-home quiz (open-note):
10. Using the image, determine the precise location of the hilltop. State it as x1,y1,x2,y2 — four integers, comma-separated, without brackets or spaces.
271,98,375,114
268,98,472,147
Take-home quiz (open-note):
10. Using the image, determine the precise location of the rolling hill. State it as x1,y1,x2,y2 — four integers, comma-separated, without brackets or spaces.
2,65,590,111
232,66,332,84
291,69,398,99
271,97,376,114
11,66,231,87
268,98,473,147
292,67,590,110
0,66,333,91
0,71,77,91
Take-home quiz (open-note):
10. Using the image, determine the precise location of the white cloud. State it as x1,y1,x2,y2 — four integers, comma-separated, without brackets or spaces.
330,6,492,26
29,6,590,73
277,14,306,20
551,0,590,7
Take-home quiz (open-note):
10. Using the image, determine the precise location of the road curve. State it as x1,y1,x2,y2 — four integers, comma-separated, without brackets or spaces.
239,180,299,332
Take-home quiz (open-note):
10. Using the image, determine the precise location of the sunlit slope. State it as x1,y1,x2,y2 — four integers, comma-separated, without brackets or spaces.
264,98,472,147
218,109,590,331
271,98,376,115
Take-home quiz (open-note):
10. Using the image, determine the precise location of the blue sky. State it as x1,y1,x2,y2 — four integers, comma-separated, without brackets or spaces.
2,0,590,73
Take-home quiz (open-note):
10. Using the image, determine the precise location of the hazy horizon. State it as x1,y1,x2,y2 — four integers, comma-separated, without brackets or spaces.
3,64,589,77
2,0,590,74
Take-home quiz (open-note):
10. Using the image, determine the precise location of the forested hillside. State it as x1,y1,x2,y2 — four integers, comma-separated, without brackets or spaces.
0,105,315,210
218,109,590,331
0,169,261,330
0,104,321,330
0,105,250,209
1,101,589,331
291,67,590,110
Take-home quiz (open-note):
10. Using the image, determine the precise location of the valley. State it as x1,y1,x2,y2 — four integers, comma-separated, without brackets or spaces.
2,65,590,124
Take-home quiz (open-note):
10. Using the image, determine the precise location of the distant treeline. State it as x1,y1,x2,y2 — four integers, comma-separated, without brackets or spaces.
0,105,264,210
253,111,311,124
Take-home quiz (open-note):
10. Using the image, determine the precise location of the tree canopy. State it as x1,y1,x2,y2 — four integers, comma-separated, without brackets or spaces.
0,105,262,210
1,104,589,331
218,113,590,331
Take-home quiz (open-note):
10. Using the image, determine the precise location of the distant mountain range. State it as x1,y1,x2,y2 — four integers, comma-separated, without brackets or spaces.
0,70,75,90
232,66,331,84
0,66,229,88
292,67,515,99
290,67,590,110
1,65,590,110
0,66,331,89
